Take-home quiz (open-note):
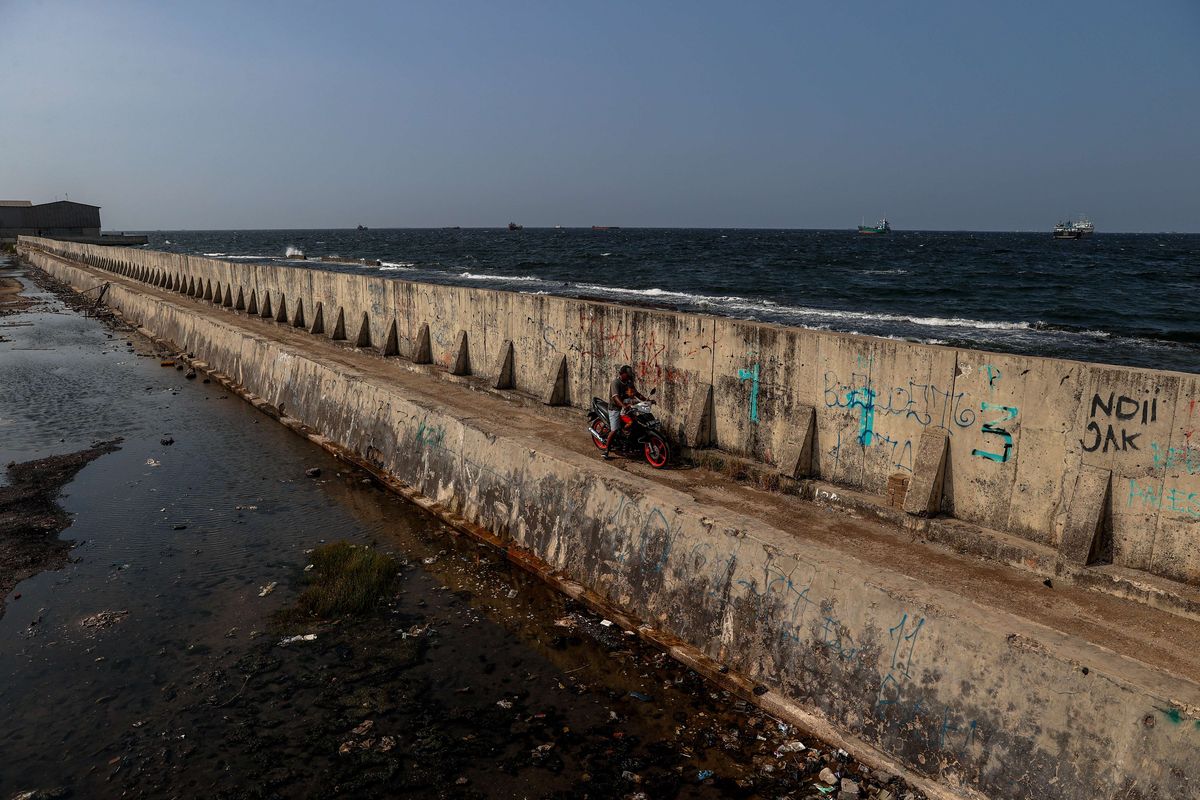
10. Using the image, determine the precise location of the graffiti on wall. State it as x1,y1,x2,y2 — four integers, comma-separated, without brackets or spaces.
971,402,1019,463
1080,392,1157,453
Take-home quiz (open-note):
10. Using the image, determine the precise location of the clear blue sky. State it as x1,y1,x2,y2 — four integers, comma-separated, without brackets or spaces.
2,1,1197,231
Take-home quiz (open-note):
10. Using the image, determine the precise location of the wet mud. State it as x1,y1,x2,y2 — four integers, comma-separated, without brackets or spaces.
0,440,121,620
2,257,922,800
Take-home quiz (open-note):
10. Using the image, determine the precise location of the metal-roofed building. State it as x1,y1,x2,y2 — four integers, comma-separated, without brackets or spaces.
0,200,145,245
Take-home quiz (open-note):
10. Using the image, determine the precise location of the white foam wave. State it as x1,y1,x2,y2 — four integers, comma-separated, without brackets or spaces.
570,281,1033,334
203,252,227,257
379,261,414,270
458,271,541,282
862,268,909,275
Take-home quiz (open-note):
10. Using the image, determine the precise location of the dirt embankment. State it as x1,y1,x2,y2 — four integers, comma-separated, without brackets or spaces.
0,275,35,316
0,440,122,619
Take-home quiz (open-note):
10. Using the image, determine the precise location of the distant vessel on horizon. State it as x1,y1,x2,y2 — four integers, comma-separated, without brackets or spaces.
356,224,368,231
1054,217,1094,239
508,222,523,231
857,218,890,235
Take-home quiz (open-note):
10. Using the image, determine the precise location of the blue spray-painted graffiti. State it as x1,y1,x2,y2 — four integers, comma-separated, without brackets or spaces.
846,385,877,446
738,362,761,424
971,402,1019,463
1128,478,1200,518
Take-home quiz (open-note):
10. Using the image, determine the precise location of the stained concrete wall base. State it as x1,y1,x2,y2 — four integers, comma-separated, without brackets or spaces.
25,245,1200,800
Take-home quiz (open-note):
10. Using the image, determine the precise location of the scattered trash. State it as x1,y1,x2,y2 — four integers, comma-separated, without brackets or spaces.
305,467,321,478
553,616,576,628
600,619,614,627
629,691,653,702
80,610,129,629
841,777,861,796
401,623,431,639
172,523,187,530
258,581,277,597
352,720,374,735
1043,578,1054,588
697,769,714,781
774,740,806,755
160,437,174,446
159,360,175,367
814,786,835,795
278,633,317,646
304,564,314,572
496,699,513,709
145,458,160,467
819,767,838,785
184,369,196,380
506,588,518,599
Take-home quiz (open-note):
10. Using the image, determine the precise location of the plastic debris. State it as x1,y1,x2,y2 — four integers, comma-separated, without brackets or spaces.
305,467,321,478
496,699,513,709
628,691,652,702
278,633,317,646
841,777,861,796
352,720,374,735
599,619,614,627
80,610,129,629
697,769,714,781
819,767,838,785
145,458,160,467
258,581,277,597
774,740,806,755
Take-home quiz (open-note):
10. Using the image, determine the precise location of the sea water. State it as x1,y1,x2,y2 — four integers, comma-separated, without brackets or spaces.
146,228,1200,373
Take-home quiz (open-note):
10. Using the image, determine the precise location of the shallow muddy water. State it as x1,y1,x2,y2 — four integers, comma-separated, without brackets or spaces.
0,258,917,799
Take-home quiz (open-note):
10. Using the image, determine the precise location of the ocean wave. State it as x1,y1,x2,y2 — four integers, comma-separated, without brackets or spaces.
458,271,542,282
862,268,909,275
202,252,227,257
570,281,1036,334
379,261,415,270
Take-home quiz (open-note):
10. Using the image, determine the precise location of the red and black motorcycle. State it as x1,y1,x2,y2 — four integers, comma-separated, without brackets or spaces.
587,389,671,468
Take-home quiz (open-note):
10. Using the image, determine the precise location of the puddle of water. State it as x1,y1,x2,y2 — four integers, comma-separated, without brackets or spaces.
0,259,916,799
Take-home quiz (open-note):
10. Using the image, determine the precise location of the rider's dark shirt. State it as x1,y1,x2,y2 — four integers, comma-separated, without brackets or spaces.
610,377,636,406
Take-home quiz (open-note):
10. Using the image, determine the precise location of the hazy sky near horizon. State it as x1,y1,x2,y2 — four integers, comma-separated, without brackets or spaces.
2,1,1198,231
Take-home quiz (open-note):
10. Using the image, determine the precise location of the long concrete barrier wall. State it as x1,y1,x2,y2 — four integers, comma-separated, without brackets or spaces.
21,241,1200,800
20,236,1200,589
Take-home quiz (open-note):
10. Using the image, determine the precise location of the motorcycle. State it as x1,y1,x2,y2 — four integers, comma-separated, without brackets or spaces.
587,388,672,468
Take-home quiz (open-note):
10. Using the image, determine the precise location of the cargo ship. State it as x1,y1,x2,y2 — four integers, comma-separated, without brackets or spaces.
1053,217,1094,239
857,218,891,235
508,222,523,231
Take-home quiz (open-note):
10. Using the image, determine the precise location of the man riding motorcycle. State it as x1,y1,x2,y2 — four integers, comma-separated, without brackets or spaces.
604,364,647,459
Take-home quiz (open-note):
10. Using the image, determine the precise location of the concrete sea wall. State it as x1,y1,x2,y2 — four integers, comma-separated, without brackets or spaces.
22,237,1200,588
20,239,1200,800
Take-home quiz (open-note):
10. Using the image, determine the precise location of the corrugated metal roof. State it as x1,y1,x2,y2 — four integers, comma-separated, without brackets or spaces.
0,200,32,207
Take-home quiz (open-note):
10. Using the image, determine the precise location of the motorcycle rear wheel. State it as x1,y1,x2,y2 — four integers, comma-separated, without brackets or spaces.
590,418,610,450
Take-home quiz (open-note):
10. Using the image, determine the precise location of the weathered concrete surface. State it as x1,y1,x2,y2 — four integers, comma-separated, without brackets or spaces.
23,238,1200,591
20,240,1200,800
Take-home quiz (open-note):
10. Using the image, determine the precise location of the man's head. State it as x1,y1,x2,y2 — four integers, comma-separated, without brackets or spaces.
618,365,633,382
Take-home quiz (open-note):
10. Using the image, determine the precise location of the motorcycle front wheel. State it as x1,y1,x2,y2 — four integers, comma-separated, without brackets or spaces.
643,433,670,468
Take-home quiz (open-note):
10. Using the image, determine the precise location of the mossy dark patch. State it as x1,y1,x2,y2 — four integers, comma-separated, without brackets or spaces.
290,541,399,620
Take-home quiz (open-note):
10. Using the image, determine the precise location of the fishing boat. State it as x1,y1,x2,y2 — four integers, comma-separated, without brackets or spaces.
1053,217,1094,239
857,218,891,235
508,222,523,231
